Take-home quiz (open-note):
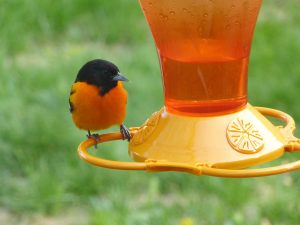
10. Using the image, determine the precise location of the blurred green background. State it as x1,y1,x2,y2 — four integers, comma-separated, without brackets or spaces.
1,0,300,224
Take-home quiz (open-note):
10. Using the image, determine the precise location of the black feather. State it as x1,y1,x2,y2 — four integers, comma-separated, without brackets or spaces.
75,59,120,96
69,90,75,112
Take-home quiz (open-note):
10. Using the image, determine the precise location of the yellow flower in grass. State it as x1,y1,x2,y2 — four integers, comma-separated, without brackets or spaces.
180,217,194,225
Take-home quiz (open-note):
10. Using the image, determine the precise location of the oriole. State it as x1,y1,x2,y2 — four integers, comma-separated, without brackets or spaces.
69,59,131,142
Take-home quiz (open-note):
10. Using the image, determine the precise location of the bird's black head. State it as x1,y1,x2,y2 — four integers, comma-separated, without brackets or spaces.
75,59,128,95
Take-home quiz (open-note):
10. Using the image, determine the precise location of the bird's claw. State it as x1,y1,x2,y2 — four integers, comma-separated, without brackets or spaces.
87,131,100,149
120,124,131,141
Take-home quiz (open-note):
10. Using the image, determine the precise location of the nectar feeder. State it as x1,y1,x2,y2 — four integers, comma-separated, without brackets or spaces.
78,0,300,177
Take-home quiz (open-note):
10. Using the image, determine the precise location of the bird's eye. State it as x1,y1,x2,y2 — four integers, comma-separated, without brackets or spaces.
102,69,109,74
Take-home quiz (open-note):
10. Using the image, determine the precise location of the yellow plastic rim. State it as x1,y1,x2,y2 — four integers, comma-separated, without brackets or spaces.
77,107,300,178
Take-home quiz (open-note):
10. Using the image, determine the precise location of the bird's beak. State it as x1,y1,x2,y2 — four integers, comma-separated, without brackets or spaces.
112,72,129,82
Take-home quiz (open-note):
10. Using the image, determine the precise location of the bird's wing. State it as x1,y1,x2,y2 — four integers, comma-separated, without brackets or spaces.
69,88,75,113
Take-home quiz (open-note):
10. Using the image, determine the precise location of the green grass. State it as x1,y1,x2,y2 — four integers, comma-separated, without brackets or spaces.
1,0,300,224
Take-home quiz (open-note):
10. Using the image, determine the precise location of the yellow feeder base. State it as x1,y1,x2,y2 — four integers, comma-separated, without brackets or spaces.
77,103,300,177
129,103,291,169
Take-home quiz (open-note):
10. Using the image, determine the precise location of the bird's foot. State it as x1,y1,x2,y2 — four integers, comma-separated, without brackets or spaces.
87,131,100,148
120,124,131,141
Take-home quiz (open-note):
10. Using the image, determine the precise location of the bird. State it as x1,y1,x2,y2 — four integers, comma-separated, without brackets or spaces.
69,59,131,144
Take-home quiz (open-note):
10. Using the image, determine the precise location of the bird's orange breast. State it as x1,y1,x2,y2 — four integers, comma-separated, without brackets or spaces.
70,81,127,131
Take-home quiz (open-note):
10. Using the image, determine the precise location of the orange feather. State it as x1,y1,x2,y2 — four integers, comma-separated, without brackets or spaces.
70,81,127,131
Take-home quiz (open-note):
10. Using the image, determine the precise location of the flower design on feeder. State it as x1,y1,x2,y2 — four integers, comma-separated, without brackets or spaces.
130,110,161,146
227,118,264,154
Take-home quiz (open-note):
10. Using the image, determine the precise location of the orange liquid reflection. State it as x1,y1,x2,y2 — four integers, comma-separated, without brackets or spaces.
140,0,262,115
